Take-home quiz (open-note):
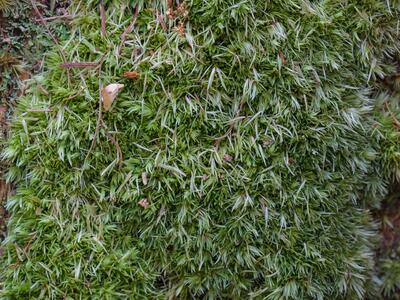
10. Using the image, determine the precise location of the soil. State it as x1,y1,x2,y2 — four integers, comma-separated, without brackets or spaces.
0,103,8,244
380,194,400,257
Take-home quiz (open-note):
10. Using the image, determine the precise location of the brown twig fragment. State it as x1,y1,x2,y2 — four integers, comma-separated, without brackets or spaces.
118,5,139,55
84,84,104,164
104,129,124,167
100,2,106,37
85,64,103,165
60,62,99,69
31,0,59,45
84,81,124,167
31,0,71,87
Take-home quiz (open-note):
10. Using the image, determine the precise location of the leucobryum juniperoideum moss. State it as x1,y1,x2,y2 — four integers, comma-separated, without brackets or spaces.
0,0,12,12
1,0,400,299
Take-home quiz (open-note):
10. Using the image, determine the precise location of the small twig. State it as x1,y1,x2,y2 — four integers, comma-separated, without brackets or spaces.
82,57,124,167
100,2,106,37
84,110,124,168
84,85,103,163
35,14,73,22
100,119,123,167
117,5,139,55
60,62,99,69
103,126,124,167
83,57,108,166
31,0,71,87
120,5,139,41
31,0,59,45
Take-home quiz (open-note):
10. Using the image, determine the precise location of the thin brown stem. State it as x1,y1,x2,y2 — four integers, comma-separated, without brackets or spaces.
60,62,99,69
117,5,139,55
31,0,71,87
100,2,106,37
84,85,103,164
103,126,124,167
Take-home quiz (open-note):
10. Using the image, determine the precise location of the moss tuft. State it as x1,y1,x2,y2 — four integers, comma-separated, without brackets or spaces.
1,1,400,299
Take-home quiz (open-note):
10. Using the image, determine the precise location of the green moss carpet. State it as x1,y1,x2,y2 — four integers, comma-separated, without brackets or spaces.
2,1,400,299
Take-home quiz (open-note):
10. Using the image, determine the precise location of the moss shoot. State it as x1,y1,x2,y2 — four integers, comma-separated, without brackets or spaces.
1,1,400,299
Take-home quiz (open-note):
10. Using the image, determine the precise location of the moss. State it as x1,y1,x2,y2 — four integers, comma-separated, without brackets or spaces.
0,0,12,12
1,0,400,299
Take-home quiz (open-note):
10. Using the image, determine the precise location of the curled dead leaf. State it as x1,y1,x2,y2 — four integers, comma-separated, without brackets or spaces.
101,83,124,111
123,71,140,80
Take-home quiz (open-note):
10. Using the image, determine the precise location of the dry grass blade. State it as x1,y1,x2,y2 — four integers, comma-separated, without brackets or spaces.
35,15,73,22
26,108,52,113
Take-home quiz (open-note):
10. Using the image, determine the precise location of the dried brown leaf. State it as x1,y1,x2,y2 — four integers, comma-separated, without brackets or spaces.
101,83,124,111
123,71,140,80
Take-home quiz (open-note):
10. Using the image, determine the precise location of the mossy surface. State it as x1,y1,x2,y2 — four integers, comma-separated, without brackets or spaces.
1,1,400,299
